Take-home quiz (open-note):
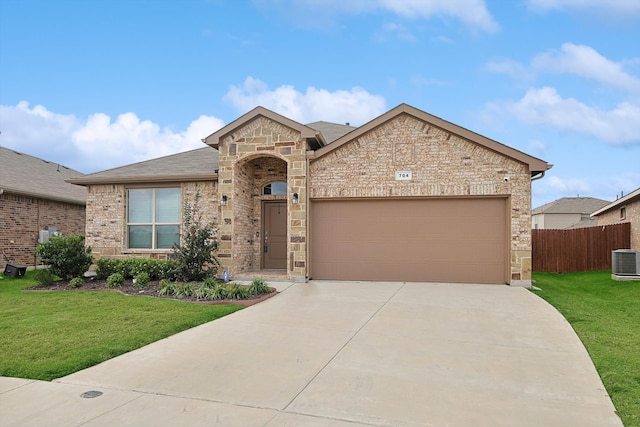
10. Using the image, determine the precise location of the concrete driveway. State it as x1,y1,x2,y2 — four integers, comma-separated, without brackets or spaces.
0,281,622,426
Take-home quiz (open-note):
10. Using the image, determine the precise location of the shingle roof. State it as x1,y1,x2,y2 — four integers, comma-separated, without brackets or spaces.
0,147,86,204
306,121,356,144
532,197,610,215
68,147,219,185
591,188,640,217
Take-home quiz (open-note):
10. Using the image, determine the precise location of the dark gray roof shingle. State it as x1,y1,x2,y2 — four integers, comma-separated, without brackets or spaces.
68,147,219,185
0,147,86,204
532,197,610,215
306,121,356,144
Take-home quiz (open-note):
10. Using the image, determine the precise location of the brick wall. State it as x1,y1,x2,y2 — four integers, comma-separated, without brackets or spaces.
0,192,85,269
85,181,218,264
597,198,640,250
309,113,533,285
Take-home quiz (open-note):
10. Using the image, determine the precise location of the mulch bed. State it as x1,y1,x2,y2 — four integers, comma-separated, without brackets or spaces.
25,279,278,306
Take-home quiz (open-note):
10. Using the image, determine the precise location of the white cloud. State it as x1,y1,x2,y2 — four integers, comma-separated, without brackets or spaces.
546,175,591,194
532,43,640,94
527,0,640,20
376,21,417,42
483,59,536,83
0,102,224,173
224,77,387,125
487,87,640,145
257,0,499,33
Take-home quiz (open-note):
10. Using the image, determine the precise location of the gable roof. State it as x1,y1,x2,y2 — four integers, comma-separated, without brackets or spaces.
0,147,86,205
308,103,551,176
591,188,640,217
203,106,325,149
532,197,611,215
67,147,218,185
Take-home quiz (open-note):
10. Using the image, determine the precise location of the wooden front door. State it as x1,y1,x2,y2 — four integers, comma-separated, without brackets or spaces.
263,201,287,269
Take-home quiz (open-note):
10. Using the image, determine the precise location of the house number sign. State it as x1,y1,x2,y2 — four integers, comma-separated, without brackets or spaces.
395,171,412,180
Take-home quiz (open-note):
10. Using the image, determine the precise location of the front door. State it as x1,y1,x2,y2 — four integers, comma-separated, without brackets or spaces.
263,201,287,269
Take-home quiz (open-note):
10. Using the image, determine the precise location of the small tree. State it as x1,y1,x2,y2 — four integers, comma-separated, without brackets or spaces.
172,192,220,281
36,234,93,281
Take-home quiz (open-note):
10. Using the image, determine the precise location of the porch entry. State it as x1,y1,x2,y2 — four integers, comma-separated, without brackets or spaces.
262,201,287,269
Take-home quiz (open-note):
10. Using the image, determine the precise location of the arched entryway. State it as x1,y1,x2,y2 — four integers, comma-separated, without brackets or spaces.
232,155,288,273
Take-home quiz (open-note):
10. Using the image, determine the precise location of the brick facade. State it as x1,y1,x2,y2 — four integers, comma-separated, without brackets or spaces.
81,105,546,285
309,113,533,285
0,192,85,269
85,181,218,263
597,198,640,250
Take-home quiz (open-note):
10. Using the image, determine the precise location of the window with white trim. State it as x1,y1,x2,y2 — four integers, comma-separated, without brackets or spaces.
127,188,180,249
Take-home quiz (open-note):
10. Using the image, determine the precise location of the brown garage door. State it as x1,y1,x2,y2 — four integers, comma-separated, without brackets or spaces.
310,198,507,284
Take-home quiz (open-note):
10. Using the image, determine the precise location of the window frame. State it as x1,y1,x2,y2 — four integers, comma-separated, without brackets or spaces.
620,206,626,220
126,187,181,250
262,181,287,195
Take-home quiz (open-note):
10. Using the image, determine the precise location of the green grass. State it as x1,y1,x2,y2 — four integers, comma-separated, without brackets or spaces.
0,271,243,381
532,271,640,427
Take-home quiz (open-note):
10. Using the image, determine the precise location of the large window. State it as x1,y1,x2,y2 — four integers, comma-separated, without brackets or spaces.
127,188,180,249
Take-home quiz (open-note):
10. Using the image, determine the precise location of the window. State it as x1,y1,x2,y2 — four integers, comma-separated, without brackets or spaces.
127,188,180,249
263,181,287,195
620,206,626,220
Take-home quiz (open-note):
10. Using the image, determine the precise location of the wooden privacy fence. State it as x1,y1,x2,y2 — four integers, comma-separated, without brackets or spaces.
532,222,631,273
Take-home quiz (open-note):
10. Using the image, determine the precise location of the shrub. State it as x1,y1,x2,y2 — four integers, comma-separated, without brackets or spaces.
34,268,55,285
69,277,84,288
107,273,125,288
172,192,220,282
158,279,174,296
207,284,228,301
226,282,249,300
248,278,271,296
96,258,177,281
133,272,150,288
36,235,92,281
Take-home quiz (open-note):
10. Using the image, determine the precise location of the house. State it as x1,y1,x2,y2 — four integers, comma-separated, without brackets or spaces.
531,197,610,229
0,147,86,270
591,188,640,250
68,104,551,286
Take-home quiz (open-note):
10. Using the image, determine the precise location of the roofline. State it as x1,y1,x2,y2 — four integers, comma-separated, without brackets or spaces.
308,103,551,174
66,174,218,186
591,188,640,217
1,188,85,205
202,106,322,148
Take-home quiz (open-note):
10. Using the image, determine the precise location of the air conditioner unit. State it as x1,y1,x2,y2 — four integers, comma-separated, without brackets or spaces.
612,250,640,276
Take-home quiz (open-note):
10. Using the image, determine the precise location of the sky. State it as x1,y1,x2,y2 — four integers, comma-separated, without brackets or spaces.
0,0,639,208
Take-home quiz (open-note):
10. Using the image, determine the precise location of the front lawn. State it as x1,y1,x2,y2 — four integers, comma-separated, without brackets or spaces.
532,271,640,427
0,271,243,381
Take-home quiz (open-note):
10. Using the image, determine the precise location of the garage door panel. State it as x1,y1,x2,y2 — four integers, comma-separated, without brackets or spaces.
311,198,507,284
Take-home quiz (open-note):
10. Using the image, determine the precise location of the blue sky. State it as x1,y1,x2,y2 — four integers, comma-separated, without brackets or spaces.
1,0,638,208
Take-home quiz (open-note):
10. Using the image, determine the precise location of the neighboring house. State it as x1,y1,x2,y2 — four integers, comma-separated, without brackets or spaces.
531,197,610,229
591,188,640,250
69,104,551,286
0,147,86,270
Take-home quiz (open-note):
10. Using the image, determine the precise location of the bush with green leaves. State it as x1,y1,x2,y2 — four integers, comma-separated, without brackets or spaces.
34,268,56,285
248,278,271,296
96,258,177,280
134,272,150,288
107,273,125,288
172,192,220,282
69,277,84,288
36,235,92,281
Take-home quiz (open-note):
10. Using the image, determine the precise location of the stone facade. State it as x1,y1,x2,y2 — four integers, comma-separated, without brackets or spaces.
597,197,640,250
309,113,533,284
85,181,218,262
0,192,85,269
215,117,307,280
